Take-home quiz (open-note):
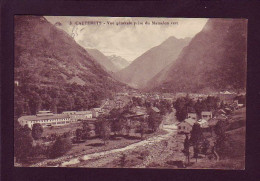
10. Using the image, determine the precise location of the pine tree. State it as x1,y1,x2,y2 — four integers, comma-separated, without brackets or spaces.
183,135,190,164
190,123,203,161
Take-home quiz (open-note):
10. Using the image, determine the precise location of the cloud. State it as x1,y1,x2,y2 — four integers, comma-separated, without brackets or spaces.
45,16,208,61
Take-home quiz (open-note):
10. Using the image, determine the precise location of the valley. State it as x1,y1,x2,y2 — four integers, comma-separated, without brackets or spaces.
14,16,247,170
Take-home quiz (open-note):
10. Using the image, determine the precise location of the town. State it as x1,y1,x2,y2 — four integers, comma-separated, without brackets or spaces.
13,16,247,169
14,90,246,169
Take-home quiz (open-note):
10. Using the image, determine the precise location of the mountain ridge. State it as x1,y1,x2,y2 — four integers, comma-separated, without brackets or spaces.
14,15,126,116
146,19,247,93
115,36,191,88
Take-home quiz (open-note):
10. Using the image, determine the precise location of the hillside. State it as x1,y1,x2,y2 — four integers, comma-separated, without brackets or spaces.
107,55,130,71
115,36,191,89
146,19,247,93
14,16,126,117
86,49,120,73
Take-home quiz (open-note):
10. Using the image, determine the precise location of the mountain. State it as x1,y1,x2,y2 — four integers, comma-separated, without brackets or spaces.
86,49,120,73
107,55,130,70
14,16,126,116
115,36,191,89
146,19,247,93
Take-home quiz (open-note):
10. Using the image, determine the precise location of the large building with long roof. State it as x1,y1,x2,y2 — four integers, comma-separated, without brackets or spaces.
18,111,71,129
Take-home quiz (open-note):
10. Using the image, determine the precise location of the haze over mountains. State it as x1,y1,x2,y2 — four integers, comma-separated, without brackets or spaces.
86,49,130,73
14,16,126,114
146,19,247,93
107,55,130,70
115,36,191,89
86,48,119,73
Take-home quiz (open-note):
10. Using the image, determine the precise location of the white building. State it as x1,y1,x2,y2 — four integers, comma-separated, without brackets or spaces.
201,111,213,121
187,112,198,121
177,118,196,134
62,111,92,121
18,111,71,129
197,119,209,128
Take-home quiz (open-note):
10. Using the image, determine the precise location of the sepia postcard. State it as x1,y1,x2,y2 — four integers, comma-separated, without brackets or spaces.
14,16,247,169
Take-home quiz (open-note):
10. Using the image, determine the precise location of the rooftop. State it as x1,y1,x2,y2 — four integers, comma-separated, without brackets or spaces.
91,108,102,111
208,118,219,126
184,118,196,126
151,107,160,113
201,111,212,115
75,111,92,115
19,114,70,121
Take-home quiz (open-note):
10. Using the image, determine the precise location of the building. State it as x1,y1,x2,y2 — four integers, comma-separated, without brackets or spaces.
62,111,92,121
218,91,237,104
91,108,103,118
150,107,160,114
18,111,71,129
62,111,77,115
201,111,213,121
238,103,244,107
216,114,227,121
197,119,209,128
187,112,198,121
208,118,219,127
177,118,196,134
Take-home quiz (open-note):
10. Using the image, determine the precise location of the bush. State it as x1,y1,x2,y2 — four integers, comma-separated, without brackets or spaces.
14,124,33,162
32,123,43,140
138,150,150,160
48,136,72,159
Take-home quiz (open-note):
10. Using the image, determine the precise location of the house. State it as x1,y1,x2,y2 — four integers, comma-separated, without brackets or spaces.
208,118,219,127
201,111,212,121
216,114,227,121
187,112,198,121
18,111,71,129
151,107,160,114
197,119,209,128
91,108,103,118
217,109,226,115
177,118,196,134
238,103,244,108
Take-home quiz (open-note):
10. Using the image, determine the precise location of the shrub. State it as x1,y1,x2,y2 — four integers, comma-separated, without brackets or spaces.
48,136,72,159
31,123,43,140
14,124,33,162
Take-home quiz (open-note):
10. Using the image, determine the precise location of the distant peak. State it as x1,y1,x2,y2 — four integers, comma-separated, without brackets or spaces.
165,36,178,41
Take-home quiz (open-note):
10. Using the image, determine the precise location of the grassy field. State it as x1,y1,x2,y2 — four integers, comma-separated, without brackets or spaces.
26,126,168,167
66,128,168,157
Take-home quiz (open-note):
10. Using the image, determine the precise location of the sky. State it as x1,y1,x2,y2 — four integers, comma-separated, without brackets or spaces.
45,16,208,62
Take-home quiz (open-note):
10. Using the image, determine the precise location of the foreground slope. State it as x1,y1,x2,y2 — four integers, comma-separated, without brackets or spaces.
146,19,247,93
115,37,191,89
14,16,126,116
